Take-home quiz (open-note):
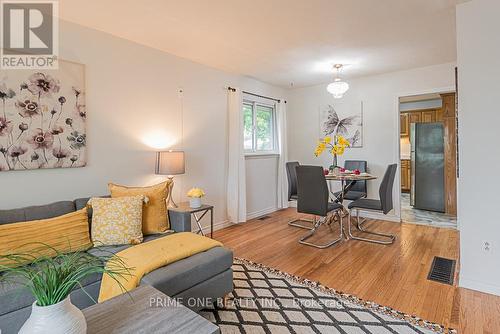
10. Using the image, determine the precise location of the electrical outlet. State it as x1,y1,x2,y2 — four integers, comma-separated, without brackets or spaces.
484,241,491,251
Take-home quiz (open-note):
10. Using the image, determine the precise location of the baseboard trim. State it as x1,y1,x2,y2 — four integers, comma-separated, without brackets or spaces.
356,210,400,223
198,219,234,234
459,277,500,296
246,206,278,220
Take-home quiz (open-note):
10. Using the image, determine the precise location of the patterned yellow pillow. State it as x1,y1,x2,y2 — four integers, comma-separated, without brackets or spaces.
88,196,144,246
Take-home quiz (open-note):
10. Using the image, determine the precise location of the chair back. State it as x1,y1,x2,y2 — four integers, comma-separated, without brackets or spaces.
344,160,367,193
379,164,398,214
296,166,329,217
286,161,300,201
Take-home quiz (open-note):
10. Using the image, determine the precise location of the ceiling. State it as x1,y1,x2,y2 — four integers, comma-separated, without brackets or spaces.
58,0,458,88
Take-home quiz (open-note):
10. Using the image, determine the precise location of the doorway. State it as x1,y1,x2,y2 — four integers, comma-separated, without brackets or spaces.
399,92,457,228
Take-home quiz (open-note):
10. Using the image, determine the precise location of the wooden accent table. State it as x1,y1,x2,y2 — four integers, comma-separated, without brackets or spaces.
83,285,219,334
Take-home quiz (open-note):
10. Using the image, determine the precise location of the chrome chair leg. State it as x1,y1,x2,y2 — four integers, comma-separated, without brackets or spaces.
299,211,343,249
288,216,315,230
347,209,395,245
356,216,368,229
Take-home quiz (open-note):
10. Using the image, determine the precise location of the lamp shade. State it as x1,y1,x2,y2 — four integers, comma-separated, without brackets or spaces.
155,151,185,175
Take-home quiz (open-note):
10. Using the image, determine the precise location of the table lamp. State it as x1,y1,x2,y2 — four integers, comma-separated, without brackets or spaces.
155,150,185,207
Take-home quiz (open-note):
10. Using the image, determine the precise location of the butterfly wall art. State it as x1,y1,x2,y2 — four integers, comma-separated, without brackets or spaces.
319,102,363,148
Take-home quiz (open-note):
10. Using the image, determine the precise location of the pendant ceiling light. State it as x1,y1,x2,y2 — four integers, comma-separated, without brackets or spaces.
327,64,349,99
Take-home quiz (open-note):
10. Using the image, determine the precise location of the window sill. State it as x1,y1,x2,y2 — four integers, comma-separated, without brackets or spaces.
244,152,280,159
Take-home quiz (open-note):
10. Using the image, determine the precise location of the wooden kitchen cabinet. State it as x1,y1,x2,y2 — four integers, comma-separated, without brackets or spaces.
421,110,436,123
401,159,411,192
400,113,409,137
435,108,444,122
401,109,439,137
408,111,421,125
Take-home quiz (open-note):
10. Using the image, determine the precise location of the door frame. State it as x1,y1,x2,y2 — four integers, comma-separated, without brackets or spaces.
393,86,456,226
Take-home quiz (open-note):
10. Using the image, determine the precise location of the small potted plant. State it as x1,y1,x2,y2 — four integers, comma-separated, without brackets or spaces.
314,135,350,175
0,244,130,334
187,187,205,208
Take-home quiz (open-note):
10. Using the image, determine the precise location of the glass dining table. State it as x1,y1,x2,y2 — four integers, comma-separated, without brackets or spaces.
325,173,377,205
323,172,377,240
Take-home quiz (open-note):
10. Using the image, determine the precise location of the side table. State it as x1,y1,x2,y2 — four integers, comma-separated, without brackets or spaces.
168,202,214,238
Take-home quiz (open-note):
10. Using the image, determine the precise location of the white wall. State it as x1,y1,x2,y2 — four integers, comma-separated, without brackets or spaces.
0,21,286,231
245,156,279,219
456,0,500,296
287,63,455,220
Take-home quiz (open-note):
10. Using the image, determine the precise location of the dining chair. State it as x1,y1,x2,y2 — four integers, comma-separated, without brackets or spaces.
286,161,314,229
333,160,368,201
296,165,344,248
347,164,398,244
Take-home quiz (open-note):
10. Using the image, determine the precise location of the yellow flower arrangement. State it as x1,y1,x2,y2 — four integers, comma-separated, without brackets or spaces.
315,135,350,171
314,135,350,158
187,188,205,198
337,135,350,147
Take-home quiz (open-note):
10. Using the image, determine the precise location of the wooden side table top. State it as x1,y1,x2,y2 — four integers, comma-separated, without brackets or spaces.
83,285,219,334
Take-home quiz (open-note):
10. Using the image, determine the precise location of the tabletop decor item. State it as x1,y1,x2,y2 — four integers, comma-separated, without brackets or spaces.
0,244,130,334
314,135,350,175
187,187,205,208
0,60,86,171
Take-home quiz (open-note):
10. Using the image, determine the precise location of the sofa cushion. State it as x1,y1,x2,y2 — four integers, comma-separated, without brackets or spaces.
141,246,233,297
0,201,75,225
87,234,232,298
86,233,166,257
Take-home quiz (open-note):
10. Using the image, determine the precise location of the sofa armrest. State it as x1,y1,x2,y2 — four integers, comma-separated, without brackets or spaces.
168,210,192,232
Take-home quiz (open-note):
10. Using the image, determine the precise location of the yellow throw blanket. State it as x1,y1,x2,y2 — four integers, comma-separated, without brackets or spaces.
98,232,222,302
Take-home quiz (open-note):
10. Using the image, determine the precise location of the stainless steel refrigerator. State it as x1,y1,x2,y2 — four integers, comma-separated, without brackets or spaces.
410,122,445,212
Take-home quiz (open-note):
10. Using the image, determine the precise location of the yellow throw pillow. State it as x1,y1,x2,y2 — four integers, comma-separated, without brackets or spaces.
88,196,144,246
0,208,92,265
108,181,171,235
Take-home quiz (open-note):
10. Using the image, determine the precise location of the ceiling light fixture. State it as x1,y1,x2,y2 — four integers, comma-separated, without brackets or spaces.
327,64,349,99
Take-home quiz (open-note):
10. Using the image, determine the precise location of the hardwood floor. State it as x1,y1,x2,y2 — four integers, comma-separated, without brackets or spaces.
213,208,500,333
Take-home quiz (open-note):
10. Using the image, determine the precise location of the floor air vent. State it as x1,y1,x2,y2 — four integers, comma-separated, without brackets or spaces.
428,256,456,285
258,215,271,221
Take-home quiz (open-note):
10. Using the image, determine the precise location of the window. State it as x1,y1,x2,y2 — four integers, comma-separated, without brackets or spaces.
243,100,277,154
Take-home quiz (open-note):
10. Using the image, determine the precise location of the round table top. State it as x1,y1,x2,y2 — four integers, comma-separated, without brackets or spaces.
325,173,377,181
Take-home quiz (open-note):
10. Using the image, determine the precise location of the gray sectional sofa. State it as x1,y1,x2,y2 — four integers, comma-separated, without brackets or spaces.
0,197,233,334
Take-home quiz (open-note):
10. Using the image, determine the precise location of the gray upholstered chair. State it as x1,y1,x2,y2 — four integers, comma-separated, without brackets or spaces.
347,164,397,244
286,161,314,229
333,160,368,201
296,165,344,248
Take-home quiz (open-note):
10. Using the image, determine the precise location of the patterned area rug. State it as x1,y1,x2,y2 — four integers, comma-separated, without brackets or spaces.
200,258,456,334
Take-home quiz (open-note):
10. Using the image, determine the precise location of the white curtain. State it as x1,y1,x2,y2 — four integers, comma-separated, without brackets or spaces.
276,100,289,209
226,88,247,223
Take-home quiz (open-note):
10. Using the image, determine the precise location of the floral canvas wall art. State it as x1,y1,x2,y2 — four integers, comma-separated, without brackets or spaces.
319,101,363,148
0,60,86,171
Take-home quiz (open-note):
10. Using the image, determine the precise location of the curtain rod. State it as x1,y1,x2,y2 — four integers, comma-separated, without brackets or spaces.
227,87,286,103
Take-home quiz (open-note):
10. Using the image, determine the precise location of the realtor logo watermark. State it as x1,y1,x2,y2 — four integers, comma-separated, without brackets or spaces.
0,0,58,69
